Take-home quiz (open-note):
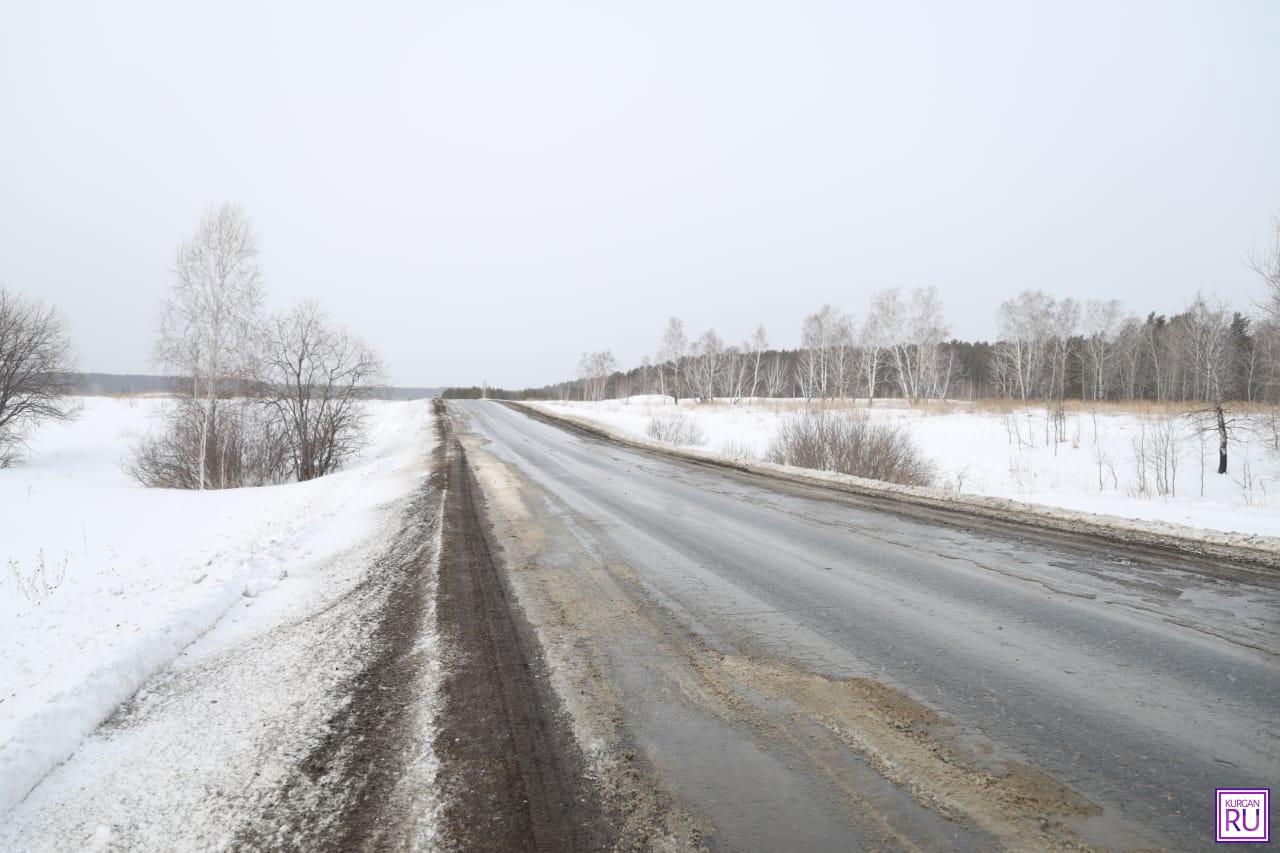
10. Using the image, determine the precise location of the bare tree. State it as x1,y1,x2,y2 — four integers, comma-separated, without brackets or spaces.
639,356,654,396
1183,294,1236,473
262,301,386,481
1252,213,1280,326
578,350,617,401
1083,299,1124,401
1044,298,1079,446
859,290,893,404
1115,317,1145,400
1048,298,1079,400
1183,294,1232,403
797,311,825,400
687,329,724,401
995,290,1054,401
1249,215,1280,443
762,353,790,398
722,343,752,403
887,287,950,403
832,313,856,400
657,317,687,403
748,324,768,399
154,203,265,489
0,289,77,466
798,305,853,401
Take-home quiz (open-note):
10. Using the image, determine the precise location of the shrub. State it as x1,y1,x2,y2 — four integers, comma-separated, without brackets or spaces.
718,439,759,460
128,398,290,489
766,410,937,487
645,411,706,446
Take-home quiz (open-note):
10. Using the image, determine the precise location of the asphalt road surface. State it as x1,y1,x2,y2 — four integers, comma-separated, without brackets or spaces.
453,400,1279,852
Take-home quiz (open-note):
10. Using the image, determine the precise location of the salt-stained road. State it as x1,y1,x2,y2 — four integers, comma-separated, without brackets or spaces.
455,399,1280,851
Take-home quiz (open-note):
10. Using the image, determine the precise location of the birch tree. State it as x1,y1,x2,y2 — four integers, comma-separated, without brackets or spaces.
748,324,768,399
798,312,825,400
687,329,724,401
1115,317,1145,400
722,344,752,403
832,314,856,400
859,289,893,404
639,356,654,395
1184,294,1235,473
1253,214,1280,327
762,354,790,397
154,203,265,489
995,290,1054,401
1083,299,1124,401
658,317,687,403
889,287,950,402
1250,216,1280,443
1047,298,1079,402
799,305,852,400
578,350,617,401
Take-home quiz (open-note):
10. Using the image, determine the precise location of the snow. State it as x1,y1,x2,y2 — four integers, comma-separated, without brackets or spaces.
530,397,1280,538
0,396,433,816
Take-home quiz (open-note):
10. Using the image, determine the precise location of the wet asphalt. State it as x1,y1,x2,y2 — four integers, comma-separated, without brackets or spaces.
457,400,1280,850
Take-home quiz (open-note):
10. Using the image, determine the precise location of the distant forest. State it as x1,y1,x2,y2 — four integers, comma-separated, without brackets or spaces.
69,373,442,401
447,283,1280,408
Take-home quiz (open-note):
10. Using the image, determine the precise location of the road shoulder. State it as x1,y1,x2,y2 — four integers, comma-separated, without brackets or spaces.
434,401,618,852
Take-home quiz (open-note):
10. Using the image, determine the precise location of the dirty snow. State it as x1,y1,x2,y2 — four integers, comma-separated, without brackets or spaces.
0,396,433,816
531,397,1280,538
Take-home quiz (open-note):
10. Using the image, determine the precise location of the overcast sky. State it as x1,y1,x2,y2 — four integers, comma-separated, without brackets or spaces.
2,1,1278,388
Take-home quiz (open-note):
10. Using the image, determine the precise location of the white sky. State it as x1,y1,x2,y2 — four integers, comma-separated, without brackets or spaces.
2,0,1278,387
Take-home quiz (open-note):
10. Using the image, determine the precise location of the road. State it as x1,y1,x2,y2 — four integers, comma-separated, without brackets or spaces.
453,399,1280,851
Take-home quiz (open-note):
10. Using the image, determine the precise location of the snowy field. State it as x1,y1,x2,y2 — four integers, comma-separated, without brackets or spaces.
531,397,1280,537
0,396,434,815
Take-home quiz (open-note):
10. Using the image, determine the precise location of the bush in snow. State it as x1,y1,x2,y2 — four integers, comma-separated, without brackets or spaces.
261,301,385,482
767,410,937,487
128,398,290,489
718,439,759,460
645,411,706,446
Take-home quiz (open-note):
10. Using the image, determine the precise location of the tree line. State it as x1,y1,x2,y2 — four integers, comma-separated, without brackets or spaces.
485,280,1280,411
474,218,1280,474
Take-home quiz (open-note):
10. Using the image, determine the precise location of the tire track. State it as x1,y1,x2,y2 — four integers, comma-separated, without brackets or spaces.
433,401,612,851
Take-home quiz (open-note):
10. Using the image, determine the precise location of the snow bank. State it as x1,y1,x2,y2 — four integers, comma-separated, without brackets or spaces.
523,398,1280,562
0,396,432,813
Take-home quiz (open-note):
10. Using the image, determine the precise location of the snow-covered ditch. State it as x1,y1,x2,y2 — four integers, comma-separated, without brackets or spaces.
0,396,432,813
529,397,1280,540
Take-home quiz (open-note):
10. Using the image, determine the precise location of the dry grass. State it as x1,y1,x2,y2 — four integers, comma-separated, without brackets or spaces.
967,398,1186,416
